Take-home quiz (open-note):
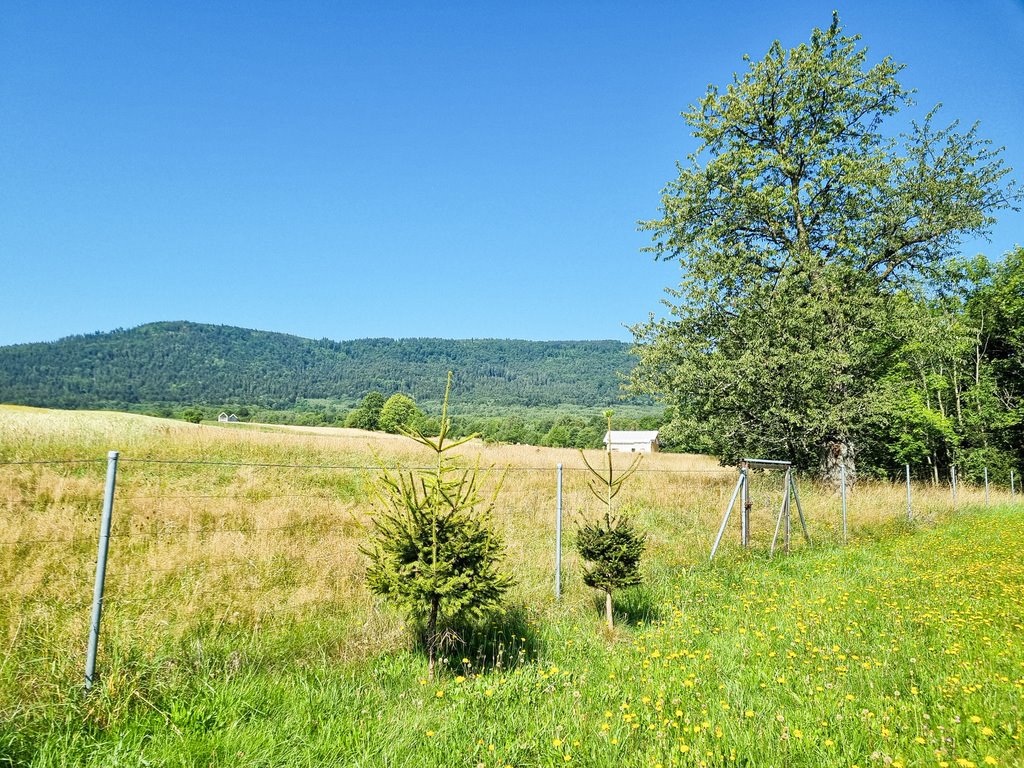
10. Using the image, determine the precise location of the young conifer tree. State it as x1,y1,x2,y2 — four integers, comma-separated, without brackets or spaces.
363,373,513,678
575,411,646,630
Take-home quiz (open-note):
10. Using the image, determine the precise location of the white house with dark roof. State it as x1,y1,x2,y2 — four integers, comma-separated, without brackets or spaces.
603,430,660,453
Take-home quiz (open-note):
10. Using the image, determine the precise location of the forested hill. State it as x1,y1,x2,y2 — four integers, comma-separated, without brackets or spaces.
0,322,642,410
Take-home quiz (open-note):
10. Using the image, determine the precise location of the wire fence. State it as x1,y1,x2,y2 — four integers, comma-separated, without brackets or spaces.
1,452,1020,687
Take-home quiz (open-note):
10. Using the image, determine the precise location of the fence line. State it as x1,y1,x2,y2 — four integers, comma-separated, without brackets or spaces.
1,452,1021,690
0,459,104,466
117,456,735,474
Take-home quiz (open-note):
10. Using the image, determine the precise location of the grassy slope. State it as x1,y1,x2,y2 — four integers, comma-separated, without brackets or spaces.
2,407,1022,767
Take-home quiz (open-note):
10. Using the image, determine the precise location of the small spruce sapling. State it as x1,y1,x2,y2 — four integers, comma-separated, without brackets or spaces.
362,373,513,679
575,411,646,629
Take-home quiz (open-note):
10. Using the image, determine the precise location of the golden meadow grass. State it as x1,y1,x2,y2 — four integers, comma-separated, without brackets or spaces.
0,406,1011,655
2,406,1022,766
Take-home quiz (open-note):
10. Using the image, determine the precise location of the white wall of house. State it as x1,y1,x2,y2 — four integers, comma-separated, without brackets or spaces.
603,430,660,453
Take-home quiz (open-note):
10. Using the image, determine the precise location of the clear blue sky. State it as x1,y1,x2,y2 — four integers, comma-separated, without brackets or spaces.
2,1,1022,346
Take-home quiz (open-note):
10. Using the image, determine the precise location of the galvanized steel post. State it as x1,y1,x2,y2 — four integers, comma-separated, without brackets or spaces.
951,466,958,506
85,451,118,691
840,463,848,544
784,467,791,554
984,467,989,505
555,463,562,601
905,464,912,521
711,472,744,561
740,463,749,548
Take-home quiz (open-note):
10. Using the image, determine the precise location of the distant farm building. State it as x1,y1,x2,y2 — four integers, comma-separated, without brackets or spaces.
218,413,239,423
604,430,660,453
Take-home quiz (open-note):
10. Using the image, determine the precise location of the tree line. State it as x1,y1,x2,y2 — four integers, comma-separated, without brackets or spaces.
340,391,665,450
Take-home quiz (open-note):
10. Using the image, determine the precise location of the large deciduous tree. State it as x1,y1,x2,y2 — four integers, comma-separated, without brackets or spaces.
630,13,1018,483
344,390,387,431
378,392,423,434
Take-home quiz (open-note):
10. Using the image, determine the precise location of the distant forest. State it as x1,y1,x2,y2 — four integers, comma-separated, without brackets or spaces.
0,322,658,446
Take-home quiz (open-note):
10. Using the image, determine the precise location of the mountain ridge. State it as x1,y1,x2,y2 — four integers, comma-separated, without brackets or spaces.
0,321,644,411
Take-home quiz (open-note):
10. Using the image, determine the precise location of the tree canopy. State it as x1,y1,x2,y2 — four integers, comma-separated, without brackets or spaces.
631,14,1020,482
0,322,643,412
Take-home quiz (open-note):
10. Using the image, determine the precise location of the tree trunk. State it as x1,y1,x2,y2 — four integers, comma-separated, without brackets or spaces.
821,436,856,489
426,595,439,681
935,365,947,418
605,591,614,630
952,365,963,427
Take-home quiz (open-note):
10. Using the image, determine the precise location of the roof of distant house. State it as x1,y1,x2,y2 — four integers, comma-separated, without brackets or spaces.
603,430,660,443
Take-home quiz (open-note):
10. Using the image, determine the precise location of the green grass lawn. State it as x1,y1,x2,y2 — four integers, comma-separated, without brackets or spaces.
3,506,1022,767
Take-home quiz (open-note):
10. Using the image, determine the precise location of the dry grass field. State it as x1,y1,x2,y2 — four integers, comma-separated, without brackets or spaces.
2,405,1022,767
1,404,1005,664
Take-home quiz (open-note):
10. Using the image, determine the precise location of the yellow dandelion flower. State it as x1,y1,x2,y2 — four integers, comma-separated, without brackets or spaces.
552,739,562,747
981,727,995,736
435,690,444,698
426,730,436,737
455,676,466,684
984,758,997,766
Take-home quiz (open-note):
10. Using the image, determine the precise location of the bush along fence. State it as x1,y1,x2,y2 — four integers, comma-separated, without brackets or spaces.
0,452,1021,691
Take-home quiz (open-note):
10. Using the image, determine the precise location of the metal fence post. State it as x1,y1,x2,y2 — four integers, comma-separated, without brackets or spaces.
783,467,792,554
1012,470,1017,498
905,463,912,521
951,465,958,506
840,463,848,544
555,463,562,601
984,467,989,505
740,463,749,548
711,471,744,561
85,451,119,691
